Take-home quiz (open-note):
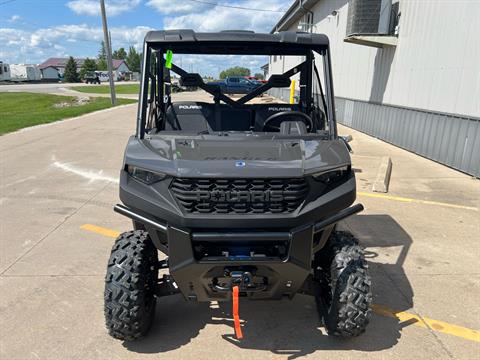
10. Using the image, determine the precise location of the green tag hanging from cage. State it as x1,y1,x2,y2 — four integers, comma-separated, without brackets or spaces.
165,50,173,69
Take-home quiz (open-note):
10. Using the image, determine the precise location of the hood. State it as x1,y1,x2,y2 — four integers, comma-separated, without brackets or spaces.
124,136,351,178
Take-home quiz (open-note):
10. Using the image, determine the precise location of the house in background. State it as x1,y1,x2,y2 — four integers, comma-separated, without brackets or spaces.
112,59,130,79
38,65,60,80
38,58,86,80
38,57,131,81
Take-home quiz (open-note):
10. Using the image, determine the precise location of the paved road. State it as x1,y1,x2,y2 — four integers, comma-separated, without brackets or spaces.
0,102,479,359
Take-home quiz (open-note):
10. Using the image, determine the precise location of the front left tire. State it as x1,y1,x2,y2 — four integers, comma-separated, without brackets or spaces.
104,230,158,341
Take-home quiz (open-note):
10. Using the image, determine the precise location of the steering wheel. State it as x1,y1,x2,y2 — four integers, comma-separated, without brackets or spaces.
262,111,313,132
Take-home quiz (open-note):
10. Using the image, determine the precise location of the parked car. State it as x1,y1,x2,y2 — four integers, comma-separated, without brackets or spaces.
208,76,261,94
246,75,267,84
84,71,100,84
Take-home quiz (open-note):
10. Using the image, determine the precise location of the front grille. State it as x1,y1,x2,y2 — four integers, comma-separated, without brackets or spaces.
171,178,309,214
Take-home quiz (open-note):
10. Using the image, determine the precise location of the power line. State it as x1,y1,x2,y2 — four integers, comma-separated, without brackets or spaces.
185,0,286,13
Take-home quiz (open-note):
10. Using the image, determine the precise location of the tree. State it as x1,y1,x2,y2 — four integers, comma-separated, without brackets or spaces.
219,66,250,79
254,73,264,80
97,41,107,70
98,41,106,60
112,47,127,60
79,58,97,79
64,56,80,83
97,58,107,71
126,46,141,73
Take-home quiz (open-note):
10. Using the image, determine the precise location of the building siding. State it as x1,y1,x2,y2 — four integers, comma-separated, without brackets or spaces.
41,67,59,79
115,63,129,73
304,0,480,117
335,97,480,176
269,0,480,176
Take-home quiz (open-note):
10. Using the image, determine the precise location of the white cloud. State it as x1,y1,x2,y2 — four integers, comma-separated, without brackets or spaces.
155,0,290,33
66,0,140,17
1,0,290,75
8,15,21,23
146,0,212,15
0,24,152,64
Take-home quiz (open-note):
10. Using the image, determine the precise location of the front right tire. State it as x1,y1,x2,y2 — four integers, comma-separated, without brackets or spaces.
104,230,158,341
315,231,372,337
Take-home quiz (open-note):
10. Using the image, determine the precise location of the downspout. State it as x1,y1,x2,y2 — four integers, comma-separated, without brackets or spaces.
272,0,315,33
299,0,315,33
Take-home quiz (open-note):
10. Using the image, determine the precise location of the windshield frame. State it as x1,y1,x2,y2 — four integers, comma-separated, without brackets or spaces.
136,41,337,139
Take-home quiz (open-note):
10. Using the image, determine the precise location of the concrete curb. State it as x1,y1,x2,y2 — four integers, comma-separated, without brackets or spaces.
59,88,139,99
372,156,392,193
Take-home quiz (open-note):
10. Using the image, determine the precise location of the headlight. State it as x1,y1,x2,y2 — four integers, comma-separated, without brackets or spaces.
312,165,350,184
126,165,166,184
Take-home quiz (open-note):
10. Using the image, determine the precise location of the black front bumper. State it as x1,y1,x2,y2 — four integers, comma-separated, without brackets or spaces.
167,224,314,301
114,203,363,301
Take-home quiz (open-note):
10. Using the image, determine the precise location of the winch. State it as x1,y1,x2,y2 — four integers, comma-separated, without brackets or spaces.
213,268,267,293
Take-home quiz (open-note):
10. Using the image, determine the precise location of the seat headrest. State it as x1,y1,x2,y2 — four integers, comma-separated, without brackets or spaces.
179,73,203,87
268,74,291,88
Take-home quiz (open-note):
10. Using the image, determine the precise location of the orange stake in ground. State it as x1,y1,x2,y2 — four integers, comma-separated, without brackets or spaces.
232,285,243,339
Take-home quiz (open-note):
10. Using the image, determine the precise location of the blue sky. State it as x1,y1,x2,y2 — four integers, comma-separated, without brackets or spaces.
0,0,292,76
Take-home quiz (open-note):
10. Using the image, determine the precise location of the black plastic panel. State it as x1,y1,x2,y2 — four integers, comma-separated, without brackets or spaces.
170,177,309,214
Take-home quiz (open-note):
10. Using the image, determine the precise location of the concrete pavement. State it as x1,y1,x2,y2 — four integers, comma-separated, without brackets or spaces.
0,99,479,359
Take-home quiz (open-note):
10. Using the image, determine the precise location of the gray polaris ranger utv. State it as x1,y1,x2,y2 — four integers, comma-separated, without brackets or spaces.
104,29,372,341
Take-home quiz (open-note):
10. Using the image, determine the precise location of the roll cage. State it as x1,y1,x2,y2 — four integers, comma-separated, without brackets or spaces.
136,30,337,139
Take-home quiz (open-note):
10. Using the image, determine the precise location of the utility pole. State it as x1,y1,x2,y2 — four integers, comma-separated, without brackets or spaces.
100,0,116,105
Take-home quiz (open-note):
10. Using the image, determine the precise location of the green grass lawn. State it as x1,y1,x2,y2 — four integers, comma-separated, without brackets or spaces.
71,83,140,94
0,92,137,135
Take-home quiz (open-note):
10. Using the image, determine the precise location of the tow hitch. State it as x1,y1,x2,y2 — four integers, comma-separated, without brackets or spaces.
213,268,267,293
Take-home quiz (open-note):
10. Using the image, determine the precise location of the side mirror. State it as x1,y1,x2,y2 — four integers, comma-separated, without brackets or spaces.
340,135,353,153
340,135,353,143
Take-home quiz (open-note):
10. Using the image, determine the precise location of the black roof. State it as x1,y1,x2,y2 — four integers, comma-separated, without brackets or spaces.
144,30,329,47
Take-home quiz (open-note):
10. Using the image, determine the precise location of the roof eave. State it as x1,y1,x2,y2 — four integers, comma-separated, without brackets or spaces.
270,0,319,34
